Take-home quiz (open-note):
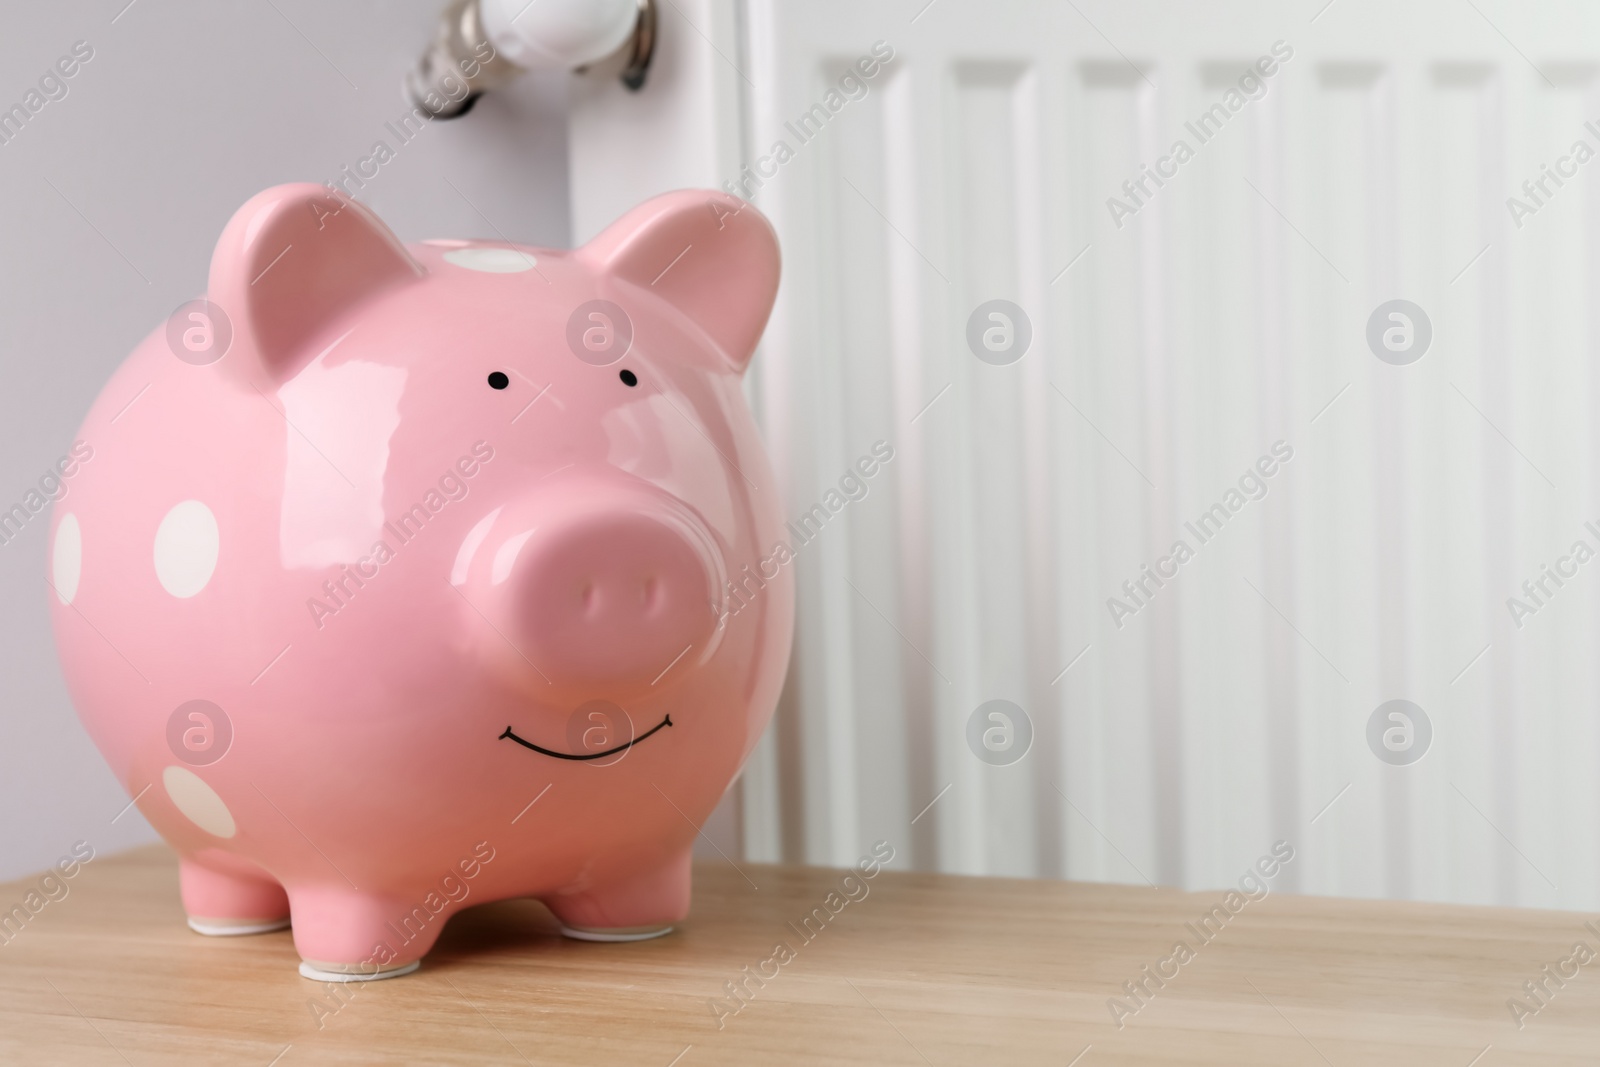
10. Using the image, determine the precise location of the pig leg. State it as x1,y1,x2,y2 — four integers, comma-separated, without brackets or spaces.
287,884,447,981
180,854,290,936
544,847,691,941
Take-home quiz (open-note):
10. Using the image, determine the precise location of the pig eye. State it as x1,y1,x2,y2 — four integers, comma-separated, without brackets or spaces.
619,369,638,387
487,372,509,390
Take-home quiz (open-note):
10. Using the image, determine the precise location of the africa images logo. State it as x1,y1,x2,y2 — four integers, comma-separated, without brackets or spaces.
304,442,494,629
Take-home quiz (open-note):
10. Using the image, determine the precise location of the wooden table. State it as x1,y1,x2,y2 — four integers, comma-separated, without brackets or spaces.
1,844,1596,1064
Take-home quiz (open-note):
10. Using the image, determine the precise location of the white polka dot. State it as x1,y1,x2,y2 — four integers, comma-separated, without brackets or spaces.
162,765,236,838
53,513,81,605
444,247,538,273
154,500,219,598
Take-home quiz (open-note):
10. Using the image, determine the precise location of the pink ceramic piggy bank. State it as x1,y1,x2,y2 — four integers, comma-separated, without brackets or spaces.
49,183,792,980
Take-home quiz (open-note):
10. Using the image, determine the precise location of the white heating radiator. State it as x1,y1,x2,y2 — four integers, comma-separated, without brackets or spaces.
570,0,1600,910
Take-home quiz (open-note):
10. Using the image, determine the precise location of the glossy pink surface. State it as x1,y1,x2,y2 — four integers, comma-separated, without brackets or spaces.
49,184,792,974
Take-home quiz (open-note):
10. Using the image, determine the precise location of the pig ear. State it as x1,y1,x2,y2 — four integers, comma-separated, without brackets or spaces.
208,183,423,381
578,191,780,373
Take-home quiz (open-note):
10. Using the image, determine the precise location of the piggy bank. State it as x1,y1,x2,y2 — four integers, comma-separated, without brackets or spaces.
49,183,792,980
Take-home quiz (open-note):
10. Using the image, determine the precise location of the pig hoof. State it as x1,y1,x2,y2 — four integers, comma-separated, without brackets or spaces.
298,959,421,983
559,923,674,942
187,916,291,936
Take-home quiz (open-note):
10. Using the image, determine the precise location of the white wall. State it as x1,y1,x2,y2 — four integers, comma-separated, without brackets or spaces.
0,0,571,880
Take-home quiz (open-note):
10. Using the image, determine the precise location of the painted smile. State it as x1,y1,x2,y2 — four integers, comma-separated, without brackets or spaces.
498,715,673,761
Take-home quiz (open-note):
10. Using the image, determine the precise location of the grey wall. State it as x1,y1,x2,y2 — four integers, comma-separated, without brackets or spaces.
0,0,571,879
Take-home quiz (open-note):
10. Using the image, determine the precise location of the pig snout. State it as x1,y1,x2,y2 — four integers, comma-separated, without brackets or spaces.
468,479,725,692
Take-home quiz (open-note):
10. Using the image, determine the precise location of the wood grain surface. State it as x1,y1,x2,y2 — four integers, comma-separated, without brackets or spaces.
0,844,1596,1064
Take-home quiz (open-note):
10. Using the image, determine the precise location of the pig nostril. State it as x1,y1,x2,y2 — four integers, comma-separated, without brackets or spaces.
581,582,598,615
639,577,656,609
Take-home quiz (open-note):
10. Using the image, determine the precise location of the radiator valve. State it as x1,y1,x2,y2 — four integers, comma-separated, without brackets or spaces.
407,0,656,118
